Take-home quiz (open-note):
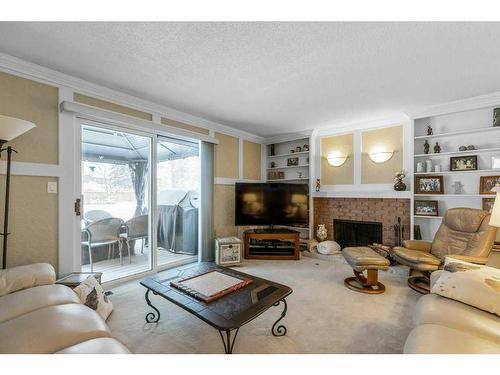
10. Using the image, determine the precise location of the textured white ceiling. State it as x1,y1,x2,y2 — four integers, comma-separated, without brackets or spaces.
2,22,500,137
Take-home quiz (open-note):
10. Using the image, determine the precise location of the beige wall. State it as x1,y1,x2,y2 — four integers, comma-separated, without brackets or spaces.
0,72,59,164
214,184,237,238
321,133,354,185
214,132,239,178
243,140,261,180
0,72,59,270
74,93,153,121
0,176,58,269
361,125,403,184
161,117,209,135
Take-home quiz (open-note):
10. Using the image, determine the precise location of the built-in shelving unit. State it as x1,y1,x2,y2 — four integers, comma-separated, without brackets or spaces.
264,135,311,247
412,105,500,241
265,137,310,183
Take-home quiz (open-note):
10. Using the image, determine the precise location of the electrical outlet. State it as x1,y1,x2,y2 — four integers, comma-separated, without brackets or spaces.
47,181,58,194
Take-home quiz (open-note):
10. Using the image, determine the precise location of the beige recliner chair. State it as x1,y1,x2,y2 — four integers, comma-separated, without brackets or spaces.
393,207,496,293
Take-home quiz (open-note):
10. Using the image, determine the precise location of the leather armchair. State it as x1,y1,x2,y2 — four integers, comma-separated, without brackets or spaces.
393,207,496,293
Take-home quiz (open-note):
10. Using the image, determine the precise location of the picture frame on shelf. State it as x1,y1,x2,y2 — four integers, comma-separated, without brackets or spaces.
494,107,500,127
492,155,500,169
450,155,478,171
479,175,500,195
287,157,299,166
414,200,439,216
482,197,496,213
415,175,444,194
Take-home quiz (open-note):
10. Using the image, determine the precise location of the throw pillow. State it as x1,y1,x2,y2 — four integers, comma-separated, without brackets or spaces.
73,276,113,320
431,257,500,317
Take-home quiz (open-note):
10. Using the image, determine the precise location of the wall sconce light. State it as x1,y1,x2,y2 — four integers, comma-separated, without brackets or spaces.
327,153,348,167
368,146,394,163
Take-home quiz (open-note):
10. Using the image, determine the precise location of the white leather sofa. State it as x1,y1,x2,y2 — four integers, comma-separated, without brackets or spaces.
404,270,500,354
0,263,129,354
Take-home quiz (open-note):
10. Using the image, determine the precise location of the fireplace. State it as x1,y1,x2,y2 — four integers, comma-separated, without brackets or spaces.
334,219,382,249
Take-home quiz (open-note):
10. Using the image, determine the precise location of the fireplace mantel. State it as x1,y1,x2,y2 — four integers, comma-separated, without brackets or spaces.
313,191,412,199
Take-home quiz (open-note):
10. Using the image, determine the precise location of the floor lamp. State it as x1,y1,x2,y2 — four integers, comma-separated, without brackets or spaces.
0,115,36,269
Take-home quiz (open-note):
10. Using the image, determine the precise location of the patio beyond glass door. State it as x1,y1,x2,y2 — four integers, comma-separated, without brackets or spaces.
80,124,152,282
157,136,200,267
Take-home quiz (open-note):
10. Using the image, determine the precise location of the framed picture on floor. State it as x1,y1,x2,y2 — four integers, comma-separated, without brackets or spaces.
415,175,444,194
414,200,439,216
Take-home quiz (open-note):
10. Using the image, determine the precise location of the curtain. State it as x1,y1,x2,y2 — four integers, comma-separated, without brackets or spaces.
199,141,215,262
128,161,148,217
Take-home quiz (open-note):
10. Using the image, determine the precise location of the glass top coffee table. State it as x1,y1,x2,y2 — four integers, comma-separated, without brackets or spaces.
140,262,292,354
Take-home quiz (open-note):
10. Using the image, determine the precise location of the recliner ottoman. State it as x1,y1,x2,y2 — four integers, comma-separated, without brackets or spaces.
342,247,390,294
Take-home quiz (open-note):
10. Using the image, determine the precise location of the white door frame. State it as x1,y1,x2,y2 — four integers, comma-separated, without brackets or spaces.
59,110,201,282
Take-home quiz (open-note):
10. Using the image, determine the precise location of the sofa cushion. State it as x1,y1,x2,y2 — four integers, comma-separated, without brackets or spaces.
431,258,500,317
56,338,129,354
73,276,113,321
0,284,81,323
0,263,56,297
404,324,500,354
0,303,111,353
414,294,500,344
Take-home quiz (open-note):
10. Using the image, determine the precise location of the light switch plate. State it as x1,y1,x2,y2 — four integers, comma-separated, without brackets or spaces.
48,181,58,194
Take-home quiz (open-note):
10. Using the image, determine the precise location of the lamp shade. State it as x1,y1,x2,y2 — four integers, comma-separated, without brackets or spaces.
0,115,36,141
489,192,500,227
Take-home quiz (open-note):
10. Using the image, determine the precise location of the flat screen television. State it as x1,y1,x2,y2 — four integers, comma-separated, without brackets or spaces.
235,183,309,226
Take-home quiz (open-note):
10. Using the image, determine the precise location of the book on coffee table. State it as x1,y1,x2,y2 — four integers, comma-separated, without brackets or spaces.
170,269,253,303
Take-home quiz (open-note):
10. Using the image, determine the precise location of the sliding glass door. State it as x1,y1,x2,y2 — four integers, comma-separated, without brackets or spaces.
156,136,200,267
80,123,152,282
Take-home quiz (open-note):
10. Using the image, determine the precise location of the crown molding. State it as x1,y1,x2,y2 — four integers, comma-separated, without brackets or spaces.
409,91,500,119
315,113,410,137
0,53,264,143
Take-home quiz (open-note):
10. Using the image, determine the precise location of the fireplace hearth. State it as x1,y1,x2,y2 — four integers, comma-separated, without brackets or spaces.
334,219,382,249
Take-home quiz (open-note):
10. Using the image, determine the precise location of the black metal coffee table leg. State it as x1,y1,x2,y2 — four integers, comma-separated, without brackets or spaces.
218,328,239,354
145,289,161,323
272,298,288,336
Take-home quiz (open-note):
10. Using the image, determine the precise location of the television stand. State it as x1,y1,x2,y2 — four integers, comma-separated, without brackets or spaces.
244,229,300,260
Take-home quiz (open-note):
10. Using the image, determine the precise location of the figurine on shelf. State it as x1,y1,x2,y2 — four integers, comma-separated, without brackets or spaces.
424,140,430,154
434,142,441,153
452,181,464,194
303,144,309,151
427,125,433,135
393,170,406,191
459,145,467,151
467,145,476,150
296,146,302,152
315,178,321,192
270,161,276,168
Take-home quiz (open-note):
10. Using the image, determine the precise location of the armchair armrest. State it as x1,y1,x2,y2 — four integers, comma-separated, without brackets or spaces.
445,254,489,265
402,240,432,252
0,263,56,297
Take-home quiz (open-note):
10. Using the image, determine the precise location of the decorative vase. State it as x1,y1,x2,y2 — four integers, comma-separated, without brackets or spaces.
317,224,327,242
394,179,406,191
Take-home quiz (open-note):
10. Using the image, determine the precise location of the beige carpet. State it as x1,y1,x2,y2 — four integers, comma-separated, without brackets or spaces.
106,255,421,354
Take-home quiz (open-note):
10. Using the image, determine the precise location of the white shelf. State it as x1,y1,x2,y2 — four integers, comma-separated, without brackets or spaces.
414,215,444,219
414,194,493,197
268,177,309,182
414,169,500,175
414,147,500,158
414,126,500,140
267,164,309,170
267,151,309,158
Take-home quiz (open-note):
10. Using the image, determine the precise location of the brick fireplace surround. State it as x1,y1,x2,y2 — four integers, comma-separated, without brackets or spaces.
313,197,411,247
